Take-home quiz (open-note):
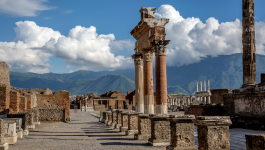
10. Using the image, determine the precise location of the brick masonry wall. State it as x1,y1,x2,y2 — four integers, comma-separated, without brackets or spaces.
211,89,232,104
36,90,70,121
38,108,65,121
9,90,20,114
25,94,33,109
0,85,9,114
26,109,34,126
0,119,4,143
19,96,27,113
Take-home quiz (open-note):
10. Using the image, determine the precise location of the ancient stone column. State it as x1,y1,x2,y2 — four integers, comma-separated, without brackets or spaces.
134,114,151,140
204,81,206,91
125,112,142,135
193,116,232,150
152,40,170,114
200,81,202,92
111,109,118,128
148,114,171,146
208,80,210,91
166,115,197,150
242,0,257,87
143,50,154,114
204,96,207,104
132,54,144,113
196,82,198,92
207,96,211,104
106,112,112,126
104,111,110,124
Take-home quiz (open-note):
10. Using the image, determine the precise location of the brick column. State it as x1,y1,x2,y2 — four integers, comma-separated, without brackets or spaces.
143,50,154,114
132,54,144,113
152,40,170,114
134,114,151,140
148,114,171,146
10,91,20,114
193,116,232,150
167,115,197,150
19,96,27,113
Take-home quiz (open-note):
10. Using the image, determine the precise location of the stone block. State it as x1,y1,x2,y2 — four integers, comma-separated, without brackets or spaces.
106,112,112,127
148,114,171,146
134,114,151,140
125,112,142,135
23,130,29,136
17,129,23,139
166,115,197,150
120,111,130,132
3,134,17,145
3,118,22,131
193,116,232,150
3,122,16,137
111,109,118,127
0,142,8,150
246,134,265,150
27,125,35,130
7,113,26,130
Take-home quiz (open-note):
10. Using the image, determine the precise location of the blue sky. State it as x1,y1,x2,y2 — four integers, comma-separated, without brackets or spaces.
0,0,265,73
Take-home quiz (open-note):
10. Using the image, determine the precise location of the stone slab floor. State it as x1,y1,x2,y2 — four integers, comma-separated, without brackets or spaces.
9,110,265,150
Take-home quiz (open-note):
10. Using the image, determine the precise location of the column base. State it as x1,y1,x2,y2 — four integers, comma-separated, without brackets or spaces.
3,135,17,145
101,119,105,123
104,120,108,124
115,124,122,129
0,143,8,150
148,139,170,146
33,122,40,125
111,123,116,128
23,130,29,136
120,126,128,132
17,129,23,139
155,104,168,114
138,104,144,113
144,94,154,114
107,121,112,126
134,133,151,140
27,125,35,129
125,129,138,135
166,145,198,150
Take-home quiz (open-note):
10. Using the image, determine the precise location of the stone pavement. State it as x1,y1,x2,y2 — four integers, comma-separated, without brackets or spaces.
9,110,265,150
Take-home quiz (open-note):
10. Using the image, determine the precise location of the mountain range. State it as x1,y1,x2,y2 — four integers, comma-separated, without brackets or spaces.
10,53,265,95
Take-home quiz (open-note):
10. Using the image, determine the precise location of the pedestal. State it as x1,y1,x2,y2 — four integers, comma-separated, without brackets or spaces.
120,111,130,132
125,112,142,135
166,115,197,150
111,109,118,128
134,114,151,140
193,116,232,150
148,114,171,146
106,112,112,126
246,134,265,150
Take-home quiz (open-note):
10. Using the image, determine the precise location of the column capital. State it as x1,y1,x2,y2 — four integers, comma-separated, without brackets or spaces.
151,40,170,55
142,49,153,61
132,53,143,66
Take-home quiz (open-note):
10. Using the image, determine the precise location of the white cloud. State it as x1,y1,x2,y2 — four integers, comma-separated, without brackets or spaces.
0,21,133,73
110,40,134,51
0,0,52,17
155,5,265,66
64,10,73,14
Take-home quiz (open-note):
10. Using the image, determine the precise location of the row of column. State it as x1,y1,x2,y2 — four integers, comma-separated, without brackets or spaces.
99,110,232,150
197,96,211,104
133,40,170,114
196,80,210,92
168,96,193,107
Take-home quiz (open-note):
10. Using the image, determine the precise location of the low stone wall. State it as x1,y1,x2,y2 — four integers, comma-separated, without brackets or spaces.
38,108,65,121
94,105,106,111
32,108,39,122
7,113,26,130
188,105,223,117
25,109,34,126
211,89,232,104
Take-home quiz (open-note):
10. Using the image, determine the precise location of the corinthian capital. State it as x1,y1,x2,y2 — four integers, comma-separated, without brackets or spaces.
132,53,143,66
143,49,153,62
151,40,170,55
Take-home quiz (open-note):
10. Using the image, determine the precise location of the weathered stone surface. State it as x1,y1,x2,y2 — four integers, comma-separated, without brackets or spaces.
7,113,26,130
166,115,197,150
246,134,265,150
126,112,142,135
111,109,118,127
134,114,151,140
148,114,171,146
194,116,232,150
120,111,130,132
38,108,65,121
106,112,112,126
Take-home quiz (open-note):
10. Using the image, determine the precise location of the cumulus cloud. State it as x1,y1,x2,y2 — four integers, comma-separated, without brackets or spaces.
0,0,52,17
155,5,265,66
0,21,133,73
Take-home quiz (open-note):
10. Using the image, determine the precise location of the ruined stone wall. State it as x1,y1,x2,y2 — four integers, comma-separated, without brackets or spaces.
32,108,39,122
25,94,33,109
38,108,65,121
94,105,105,111
188,105,223,117
0,85,9,114
9,90,20,114
210,89,232,104
25,109,34,126
19,96,27,113
0,119,4,143
36,90,70,121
